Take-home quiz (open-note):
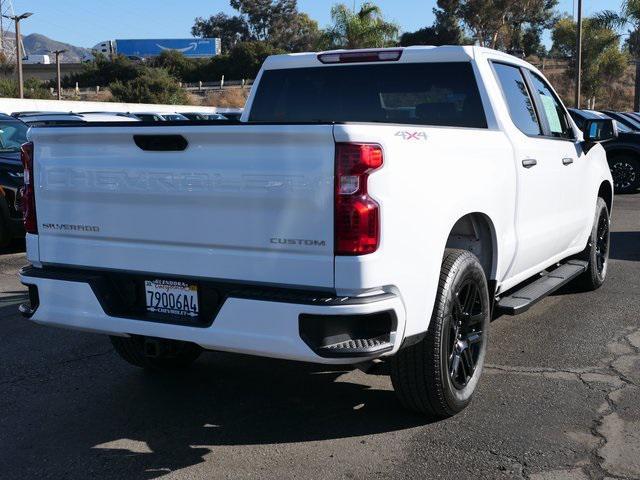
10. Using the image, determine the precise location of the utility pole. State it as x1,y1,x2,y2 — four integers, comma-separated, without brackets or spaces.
635,60,640,112
52,49,66,100
574,0,583,108
2,11,32,99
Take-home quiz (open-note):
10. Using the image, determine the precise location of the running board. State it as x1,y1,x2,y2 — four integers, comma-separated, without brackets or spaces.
497,260,588,315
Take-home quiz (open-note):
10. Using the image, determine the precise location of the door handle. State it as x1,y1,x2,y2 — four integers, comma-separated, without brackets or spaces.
562,158,574,165
522,159,537,168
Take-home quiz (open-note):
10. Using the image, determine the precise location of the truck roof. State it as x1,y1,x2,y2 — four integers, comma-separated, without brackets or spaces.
261,45,532,71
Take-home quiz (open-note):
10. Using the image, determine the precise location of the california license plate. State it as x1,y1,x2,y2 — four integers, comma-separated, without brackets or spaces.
144,279,199,318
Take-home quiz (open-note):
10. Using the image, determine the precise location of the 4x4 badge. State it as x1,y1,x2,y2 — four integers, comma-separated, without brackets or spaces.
395,131,427,141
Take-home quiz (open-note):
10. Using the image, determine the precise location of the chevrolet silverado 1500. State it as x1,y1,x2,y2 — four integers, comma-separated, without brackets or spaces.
19,46,616,418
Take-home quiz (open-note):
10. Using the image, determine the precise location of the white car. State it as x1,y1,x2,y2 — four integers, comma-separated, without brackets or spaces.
130,112,189,121
17,112,139,126
19,46,615,418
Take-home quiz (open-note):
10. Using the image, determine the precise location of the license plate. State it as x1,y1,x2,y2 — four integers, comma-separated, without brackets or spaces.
144,279,199,318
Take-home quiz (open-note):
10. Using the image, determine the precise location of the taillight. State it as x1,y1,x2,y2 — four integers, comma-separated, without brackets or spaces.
335,143,383,255
20,141,37,234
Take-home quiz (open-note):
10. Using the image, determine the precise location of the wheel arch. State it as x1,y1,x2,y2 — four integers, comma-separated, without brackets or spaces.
598,180,613,214
444,212,497,282
605,145,640,161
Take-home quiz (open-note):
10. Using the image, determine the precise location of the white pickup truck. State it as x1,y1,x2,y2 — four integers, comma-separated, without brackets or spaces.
19,46,616,418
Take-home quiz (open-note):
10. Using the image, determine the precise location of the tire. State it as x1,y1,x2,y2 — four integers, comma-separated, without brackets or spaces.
110,335,202,370
609,155,640,194
575,198,610,291
390,249,490,418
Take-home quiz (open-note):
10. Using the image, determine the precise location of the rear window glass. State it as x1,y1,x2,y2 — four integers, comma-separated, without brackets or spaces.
249,62,487,128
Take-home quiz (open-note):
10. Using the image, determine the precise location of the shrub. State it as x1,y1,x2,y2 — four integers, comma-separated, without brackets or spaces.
0,77,51,99
109,67,189,104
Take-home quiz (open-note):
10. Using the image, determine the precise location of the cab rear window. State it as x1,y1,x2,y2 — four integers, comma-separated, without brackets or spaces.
249,62,487,128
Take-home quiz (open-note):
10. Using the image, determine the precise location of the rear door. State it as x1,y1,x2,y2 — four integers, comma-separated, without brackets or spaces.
32,124,336,288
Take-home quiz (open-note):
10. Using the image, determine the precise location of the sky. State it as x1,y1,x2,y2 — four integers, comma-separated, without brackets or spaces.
9,0,627,49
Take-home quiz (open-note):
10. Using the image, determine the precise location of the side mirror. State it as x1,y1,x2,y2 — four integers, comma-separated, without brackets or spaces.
584,118,618,143
582,118,617,153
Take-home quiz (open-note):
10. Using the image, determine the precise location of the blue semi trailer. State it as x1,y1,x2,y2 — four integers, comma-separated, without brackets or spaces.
92,38,221,60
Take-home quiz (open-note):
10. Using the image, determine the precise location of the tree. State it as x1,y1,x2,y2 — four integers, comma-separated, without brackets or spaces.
192,13,250,52
109,68,189,104
432,0,466,44
192,0,321,52
323,2,399,49
594,1,640,58
551,16,628,103
224,41,285,78
440,0,557,51
400,27,442,46
150,50,199,79
269,12,321,51
503,0,558,55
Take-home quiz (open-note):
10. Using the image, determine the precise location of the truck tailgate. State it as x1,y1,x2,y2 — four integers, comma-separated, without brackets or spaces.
30,124,336,288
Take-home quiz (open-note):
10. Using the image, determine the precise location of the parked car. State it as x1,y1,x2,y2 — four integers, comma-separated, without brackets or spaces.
570,108,640,194
129,112,189,121
222,111,243,121
600,110,640,132
129,112,164,122
181,112,229,121
19,46,615,418
18,113,139,126
161,113,189,121
0,114,28,246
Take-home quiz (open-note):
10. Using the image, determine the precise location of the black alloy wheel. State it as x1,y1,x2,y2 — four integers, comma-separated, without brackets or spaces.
447,279,485,390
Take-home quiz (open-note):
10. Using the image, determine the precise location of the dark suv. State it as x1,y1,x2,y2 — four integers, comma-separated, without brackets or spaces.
569,109,640,194
0,113,28,246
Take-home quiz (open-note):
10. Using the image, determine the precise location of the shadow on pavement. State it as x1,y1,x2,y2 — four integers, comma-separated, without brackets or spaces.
609,231,640,262
4,351,432,479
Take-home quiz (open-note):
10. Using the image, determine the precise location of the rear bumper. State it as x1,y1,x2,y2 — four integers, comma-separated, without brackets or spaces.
19,266,407,364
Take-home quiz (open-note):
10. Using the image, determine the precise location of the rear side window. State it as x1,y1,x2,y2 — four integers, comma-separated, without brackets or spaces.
529,73,574,139
493,63,540,136
249,62,487,128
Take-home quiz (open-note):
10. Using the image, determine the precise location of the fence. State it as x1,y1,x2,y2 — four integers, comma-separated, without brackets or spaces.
47,77,255,100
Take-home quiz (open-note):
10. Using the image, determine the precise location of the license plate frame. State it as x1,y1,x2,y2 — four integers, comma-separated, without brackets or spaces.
144,279,199,319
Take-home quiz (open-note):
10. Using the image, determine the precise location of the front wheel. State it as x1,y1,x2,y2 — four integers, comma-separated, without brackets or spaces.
576,197,610,291
390,249,490,418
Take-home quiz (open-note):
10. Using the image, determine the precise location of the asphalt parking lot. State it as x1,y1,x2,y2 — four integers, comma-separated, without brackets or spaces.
0,194,638,480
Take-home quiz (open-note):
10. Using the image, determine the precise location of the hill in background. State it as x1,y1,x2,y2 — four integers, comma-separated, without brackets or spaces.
22,33,89,62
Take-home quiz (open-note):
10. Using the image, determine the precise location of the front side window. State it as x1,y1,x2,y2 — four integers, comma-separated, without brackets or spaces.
250,62,487,128
529,73,574,139
492,63,541,136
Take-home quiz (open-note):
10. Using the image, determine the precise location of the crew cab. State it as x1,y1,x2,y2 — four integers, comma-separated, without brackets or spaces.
19,46,615,418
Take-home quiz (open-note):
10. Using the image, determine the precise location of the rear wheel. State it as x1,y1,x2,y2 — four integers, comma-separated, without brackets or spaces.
110,335,202,370
609,155,640,194
390,249,490,418
576,197,610,291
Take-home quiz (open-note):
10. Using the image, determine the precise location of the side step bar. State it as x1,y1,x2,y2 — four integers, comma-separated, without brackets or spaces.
496,260,588,315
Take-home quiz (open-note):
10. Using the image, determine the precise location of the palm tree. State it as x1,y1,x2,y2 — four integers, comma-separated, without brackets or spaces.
324,2,399,49
594,0,640,55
